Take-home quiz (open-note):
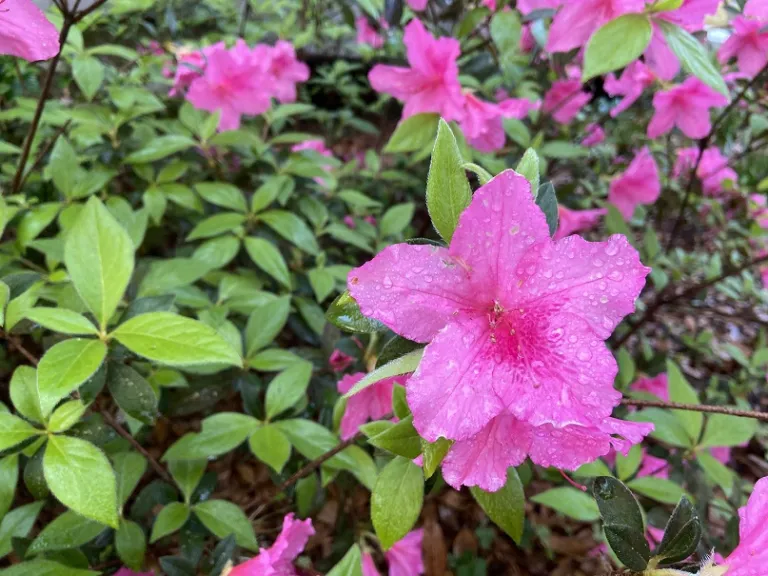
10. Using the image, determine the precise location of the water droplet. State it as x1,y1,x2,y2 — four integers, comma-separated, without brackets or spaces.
592,258,604,267
599,295,609,304
608,270,623,281
382,277,393,288
604,243,619,256
509,224,520,235
577,349,592,361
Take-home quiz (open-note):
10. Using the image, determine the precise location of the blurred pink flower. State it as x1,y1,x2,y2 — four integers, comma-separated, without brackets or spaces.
264,41,310,103
520,25,536,52
608,147,661,219
546,0,644,53
348,170,652,491
710,446,732,464
542,78,590,124
648,77,729,139
386,529,425,575
482,0,497,9
364,215,378,226
637,449,669,479
604,61,655,117
407,0,428,10
186,41,272,131
457,92,536,152
745,0,768,20
169,48,206,96
631,373,669,401
228,514,314,576
0,0,60,61
369,19,465,121
357,17,385,48
329,349,355,371
115,570,153,576
581,123,605,147
722,476,768,575
343,216,357,229
674,146,737,196
362,552,380,576
749,194,768,229
554,206,606,240
292,139,333,157
337,373,398,440
517,0,562,15
718,16,768,78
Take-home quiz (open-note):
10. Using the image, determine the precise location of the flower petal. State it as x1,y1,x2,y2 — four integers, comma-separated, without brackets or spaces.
0,0,60,62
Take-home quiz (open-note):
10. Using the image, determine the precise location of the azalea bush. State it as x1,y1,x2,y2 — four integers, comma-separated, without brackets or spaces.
1,0,768,574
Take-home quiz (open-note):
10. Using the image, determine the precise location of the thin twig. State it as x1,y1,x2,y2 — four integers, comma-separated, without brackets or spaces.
18,120,71,191
238,0,251,37
1,331,40,366
621,398,768,421
72,0,109,22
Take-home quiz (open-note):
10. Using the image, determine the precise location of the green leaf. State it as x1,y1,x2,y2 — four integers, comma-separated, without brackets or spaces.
151,502,190,543
168,460,206,503
0,455,17,520
48,400,87,433
245,296,291,358
627,477,687,505
658,21,729,96
583,14,653,81
383,114,440,153
666,360,702,443
380,203,415,238
372,456,424,549
653,496,701,565
24,308,98,336
251,175,293,213
515,149,540,195
107,363,159,425
265,362,314,419
0,502,44,559
699,413,758,448
462,162,493,185
125,135,197,164
112,312,242,367
9,366,43,423
344,348,424,398
421,437,453,479
696,451,734,495
113,452,147,506
245,238,291,289
27,511,105,554
327,544,364,576
470,468,525,543
65,197,134,330
194,182,247,213
138,257,210,297
535,182,558,237
0,560,98,576
259,210,319,255
425,119,471,243
193,500,258,551
16,203,59,247
531,487,600,521
539,141,589,159
616,445,642,481
36,338,107,417
249,425,291,474
186,213,245,241
326,291,386,334
116,519,146,571
629,409,693,448
163,413,259,461
367,416,421,459
308,268,336,303
72,55,105,100
43,435,118,528
0,281,8,327
593,477,650,571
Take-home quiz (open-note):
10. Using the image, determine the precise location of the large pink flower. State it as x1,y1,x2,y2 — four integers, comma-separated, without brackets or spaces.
722,476,768,575
648,77,729,140
337,373,398,440
264,41,310,103
608,148,661,219
186,41,272,131
169,48,206,96
348,171,652,491
542,79,590,124
604,61,655,118
368,19,465,121
0,0,60,61
718,16,768,78
554,206,607,240
228,514,314,576
546,0,645,53
674,146,737,196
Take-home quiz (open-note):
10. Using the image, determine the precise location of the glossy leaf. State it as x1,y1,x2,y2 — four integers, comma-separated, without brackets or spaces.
470,468,525,544
593,476,650,571
371,456,424,549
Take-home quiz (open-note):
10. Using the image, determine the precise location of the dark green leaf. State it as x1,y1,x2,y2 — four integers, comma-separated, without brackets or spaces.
326,291,386,334
653,496,701,565
535,182,558,237
470,468,525,543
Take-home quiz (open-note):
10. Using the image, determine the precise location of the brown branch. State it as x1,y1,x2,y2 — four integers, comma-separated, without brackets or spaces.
1,331,40,366
73,0,109,22
613,252,768,348
621,398,768,421
18,120,71,191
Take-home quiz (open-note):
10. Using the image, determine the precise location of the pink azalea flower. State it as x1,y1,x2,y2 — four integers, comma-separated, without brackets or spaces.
608,147,661,219
520,25,536,52
407,0,428,10
498,97,540,118
329,349,355,371
554,206,607,240
369,19,465,121
631,373,669,401
337,373,397,440
357,17,385,48
292,139,333,157
542,78,590,124
546,0,645,53
637,449,669,479
0,0,60,62
169,49,206,96
460,93,537,152
115,570,153,576
674,146,737,196
482,0,497,9
343,216,357,229
385,529,425,576
581,123,605,147
745,0,768,21
263,41,310,104
362,552,380,576
722,476,768,575
186,41,272,131
718,16,768,78
364,215,378,226
710,446,732,464
648,77,729,140
348,170,652,491
658,0,720,30
517,0,562,15
750,194,768,229
604,61,655,117
228,514,314,576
